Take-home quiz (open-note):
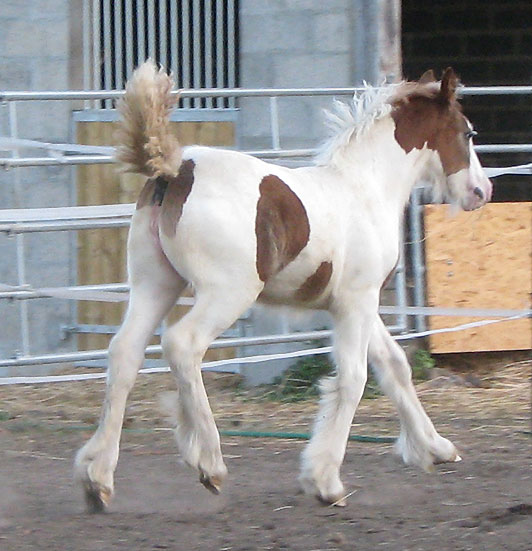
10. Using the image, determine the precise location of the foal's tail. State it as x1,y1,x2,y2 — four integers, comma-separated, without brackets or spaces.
115,59,182,178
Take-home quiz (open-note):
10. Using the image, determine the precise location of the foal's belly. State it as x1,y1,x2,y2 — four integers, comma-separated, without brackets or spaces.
258,256,334,310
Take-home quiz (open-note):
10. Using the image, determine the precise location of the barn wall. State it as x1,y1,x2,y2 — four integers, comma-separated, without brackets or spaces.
0,0,73,364
238,0,401,151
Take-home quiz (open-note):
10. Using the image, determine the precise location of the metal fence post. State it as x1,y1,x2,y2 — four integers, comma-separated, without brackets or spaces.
409,186,427,333
7,101,31,356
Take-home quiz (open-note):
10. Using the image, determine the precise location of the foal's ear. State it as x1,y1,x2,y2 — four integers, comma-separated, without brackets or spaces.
418,69,436,84
439,67,459,103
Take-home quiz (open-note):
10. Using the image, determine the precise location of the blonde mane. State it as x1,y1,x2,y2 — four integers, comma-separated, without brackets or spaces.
315,80,441,167
314,83,398,167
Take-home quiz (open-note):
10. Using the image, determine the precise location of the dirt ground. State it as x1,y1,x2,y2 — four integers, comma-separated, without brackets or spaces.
1,353,531,551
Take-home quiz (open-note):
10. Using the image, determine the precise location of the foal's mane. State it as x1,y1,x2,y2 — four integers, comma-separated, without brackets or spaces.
315,80,441,167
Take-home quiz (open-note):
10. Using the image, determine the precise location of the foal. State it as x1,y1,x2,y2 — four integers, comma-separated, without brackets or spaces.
75,62,492,511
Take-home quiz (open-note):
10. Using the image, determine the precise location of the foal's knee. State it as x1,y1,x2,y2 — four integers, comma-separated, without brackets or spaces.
161,325,210,377
328,369,367,403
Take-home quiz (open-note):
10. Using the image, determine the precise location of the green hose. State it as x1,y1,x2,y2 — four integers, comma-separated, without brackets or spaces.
5,421,396,443
219,429,396,443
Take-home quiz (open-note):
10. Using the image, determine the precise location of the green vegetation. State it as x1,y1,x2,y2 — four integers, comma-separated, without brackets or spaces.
258,347,436,403
411,349,435,381
264,354,382,402
269,355,334,402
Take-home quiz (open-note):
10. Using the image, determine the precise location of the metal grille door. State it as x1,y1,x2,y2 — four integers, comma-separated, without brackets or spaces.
83,0,239,108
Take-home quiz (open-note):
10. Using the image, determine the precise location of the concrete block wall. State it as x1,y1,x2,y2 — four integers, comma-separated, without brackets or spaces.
238,0,376,151
0,1,399,383
402,0,532,202
0,1,74,366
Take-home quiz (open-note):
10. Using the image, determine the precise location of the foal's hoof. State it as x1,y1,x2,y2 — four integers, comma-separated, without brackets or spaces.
83,481,113,513
199,472,223,495
299,472,347,507
433,452,462,466
317,493,347,507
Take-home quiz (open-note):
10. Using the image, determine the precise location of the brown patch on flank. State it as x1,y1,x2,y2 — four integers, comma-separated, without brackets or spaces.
160,159,195,236
136,178,157,210
295,261,333,302
255,175,310,282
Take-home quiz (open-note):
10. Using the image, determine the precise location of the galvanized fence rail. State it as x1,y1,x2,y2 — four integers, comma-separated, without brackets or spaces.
0,85,530,376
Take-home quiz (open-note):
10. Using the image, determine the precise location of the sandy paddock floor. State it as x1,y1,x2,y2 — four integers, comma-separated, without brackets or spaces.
1,353,530,551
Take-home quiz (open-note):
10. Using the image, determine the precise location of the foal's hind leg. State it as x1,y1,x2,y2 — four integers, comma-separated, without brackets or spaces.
368,317,460,470
75,213,186,512
161,287,259,494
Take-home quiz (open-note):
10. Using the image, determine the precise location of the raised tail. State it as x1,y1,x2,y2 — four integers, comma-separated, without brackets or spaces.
115,60,182,179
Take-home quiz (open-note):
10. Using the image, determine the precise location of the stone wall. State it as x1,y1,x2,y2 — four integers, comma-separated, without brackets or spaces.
0,0,74,368
0,1,401,383
238,0,398,151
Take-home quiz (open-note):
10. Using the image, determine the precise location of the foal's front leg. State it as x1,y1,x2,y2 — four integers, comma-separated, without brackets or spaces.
368,317,460,470
299,294,378,505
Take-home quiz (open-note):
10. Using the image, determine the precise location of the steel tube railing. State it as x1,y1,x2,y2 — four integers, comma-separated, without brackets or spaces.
2,145,531,169
2,85,532,103
0,283,129,300
0,219,130,234
0,330,335,368
1,84,530,373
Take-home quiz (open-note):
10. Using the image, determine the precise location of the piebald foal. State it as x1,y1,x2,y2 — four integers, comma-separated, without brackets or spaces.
75,62,492,512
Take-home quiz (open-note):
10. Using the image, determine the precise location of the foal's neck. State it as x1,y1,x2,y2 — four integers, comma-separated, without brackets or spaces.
340,116,431,215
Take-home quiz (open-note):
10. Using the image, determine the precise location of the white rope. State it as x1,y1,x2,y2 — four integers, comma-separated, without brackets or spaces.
0,313,528,386
484,163,532,177
0,137,115,155
0,137,530,178
0,283,128,303
0,203,134,223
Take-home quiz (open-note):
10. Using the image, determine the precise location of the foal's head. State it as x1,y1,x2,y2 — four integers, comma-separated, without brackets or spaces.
391,68,492,211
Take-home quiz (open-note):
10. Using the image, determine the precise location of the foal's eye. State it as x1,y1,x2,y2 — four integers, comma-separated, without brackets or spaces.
465,130,478,140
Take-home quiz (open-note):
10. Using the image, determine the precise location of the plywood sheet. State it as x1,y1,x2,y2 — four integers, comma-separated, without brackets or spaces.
424,203,531,353
76,121,235,351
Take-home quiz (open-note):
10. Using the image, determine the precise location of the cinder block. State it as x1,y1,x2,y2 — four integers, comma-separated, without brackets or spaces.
0,0,33,18
36,19,69,57
312,13,350,53
32,57,69,89
239,0,284,15
282,0,349,12
0,302,21,359
30,0,69,19
278,97,314,139
239,53,276,87
238,98,272,142
0,61,32,89
274,53,350,88
17,102,71,142
240,13,313,54
3,21,44,56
